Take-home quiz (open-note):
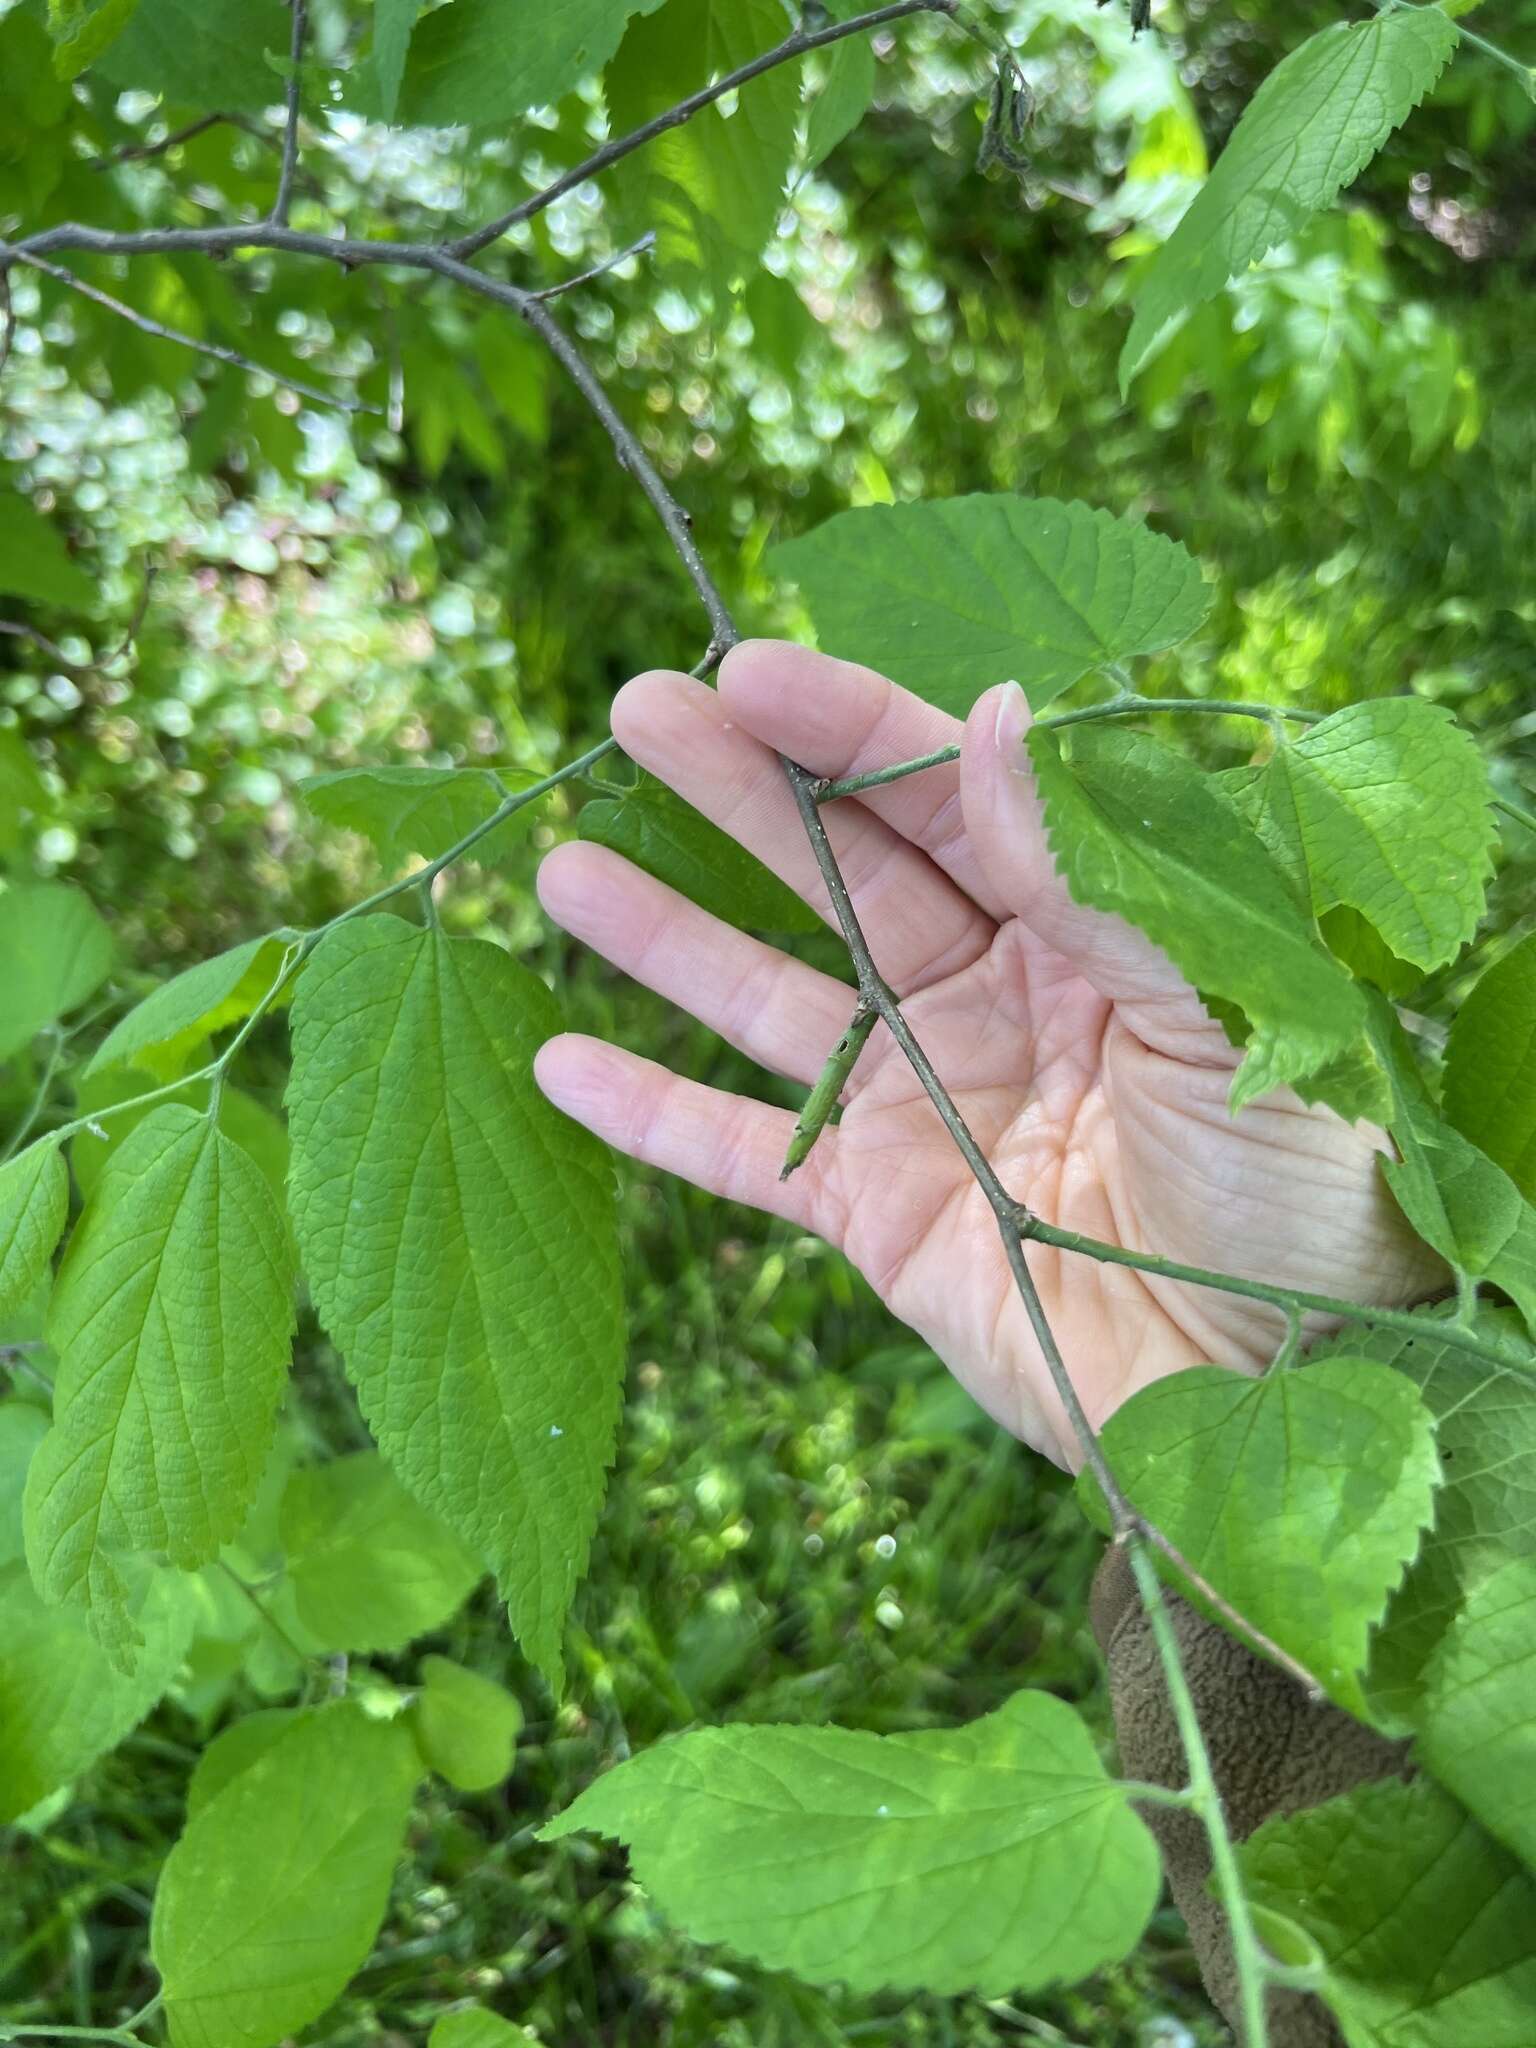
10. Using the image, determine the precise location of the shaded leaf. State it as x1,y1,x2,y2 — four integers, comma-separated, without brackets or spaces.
1241,1777,1536,2046
286,920,624,1692
804,27,875,170
0,1401,48,1564
24,1106,295,1665
773,496,1210,718
1444,932,1536,1202
579,773,818,933
410,1654,522,1791
1029,725,1378,1119
0,1141,68,1317
1415,1555,1536,1873
429,2012,537,2048
0,881,115,1061
397,0,658,127
71,1069,289,1212
1081,1360,1440,1716
47,0,140,79
281,1451,482,1655
297,765,541,874
0,491,95,608
185,1706,297,1819
544,1692,1160,1995
88,931,296,1080
99,0,291,109
0,730,51,858
1121,11,1459,388
152,1702,420,2048
370,0,418,122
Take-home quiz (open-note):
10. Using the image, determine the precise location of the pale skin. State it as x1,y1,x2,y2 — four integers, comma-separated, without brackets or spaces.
534,642,1440,1470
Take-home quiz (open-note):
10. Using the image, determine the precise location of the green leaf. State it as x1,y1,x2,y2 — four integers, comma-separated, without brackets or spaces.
185,1707,298,1818
1226,699,1495,976
1120,10,1459,389
281,1451,482,1655
0,1141,68,1318
0,491,95,609
24,1106,296,1665
579,773,818,933
286,920,624,1692
544,1691,1160,1995
409,1654,522,1792
97,0,291,109
607,0,800,292
772,496,1210,719
1444,933,1536,1202
72,1069,289,1212
0,881,115,1061
0,729,51,857
296,766,541,875
152,1701,421,2048
1028,725,1378,1119
1415,1555,1536,1873
397,0,657,127
0,1557,194,1824
804,28,875,171
429,2012,537,2048
370,0,418,122
46,0,140,79
88,932,296,1081
1241,1777,1536,2046
0,1401,49,1564
1081,1360,1440,1716
1307,1311,1536,1722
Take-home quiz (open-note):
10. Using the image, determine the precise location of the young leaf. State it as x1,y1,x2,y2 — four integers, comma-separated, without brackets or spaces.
369,0,418,122
1414,1555,1536,1873
1241,1777,1536,2044
280,1451,482,1655
185,1707,298,1818
410,1654,522,1792
88,931,296,1080
397,0,658,128
1028,724,1378,1120
24,1106,296,1665
1444,932,1536,1202
151,1702,421,2048
0,491,95,608
579,774,818,933
0,881,116,1061
544,1692,1161,1995
0,1140,68,1315
772,496,1210,718
1120,10,1460,389
1080,1360,1440,1716
286,920,624,1692
1308,1310,1536,1722
97,0,291,110
429,2013,536,2048
1226,699,1495,976
296,766,541,874
0,1557,194,1824
607,0,800,292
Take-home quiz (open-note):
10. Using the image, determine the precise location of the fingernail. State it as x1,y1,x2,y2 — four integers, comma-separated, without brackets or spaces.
992,679,1032,770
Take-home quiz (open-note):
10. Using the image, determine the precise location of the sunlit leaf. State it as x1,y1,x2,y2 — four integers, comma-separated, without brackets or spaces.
410,1654,522,1792
0,881,115,1061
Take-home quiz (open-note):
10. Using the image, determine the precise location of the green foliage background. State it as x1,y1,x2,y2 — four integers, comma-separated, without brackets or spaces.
1,0,1533,2039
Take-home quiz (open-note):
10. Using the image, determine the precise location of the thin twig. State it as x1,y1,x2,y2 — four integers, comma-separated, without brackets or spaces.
90,111,237,167
271,0,308,227
0,563,155,680
528,233,656,303
0,266,14,388
12,252,379,413
3,1030,63,1162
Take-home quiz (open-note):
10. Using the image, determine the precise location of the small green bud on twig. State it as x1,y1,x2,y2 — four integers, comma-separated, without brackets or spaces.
780,1004,879,1179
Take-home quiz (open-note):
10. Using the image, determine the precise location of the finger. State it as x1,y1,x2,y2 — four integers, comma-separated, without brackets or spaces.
716,640,1007,918
961,683,1232,1058
533,1032,840,1234
611,669,994,995
537,840,860,1088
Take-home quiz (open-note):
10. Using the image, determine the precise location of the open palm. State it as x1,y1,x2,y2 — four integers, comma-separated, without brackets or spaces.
534,643,1438,1468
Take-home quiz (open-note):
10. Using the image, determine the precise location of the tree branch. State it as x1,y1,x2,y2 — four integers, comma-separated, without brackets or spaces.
271,0,308,227
12,252,379,414
528,233,656,303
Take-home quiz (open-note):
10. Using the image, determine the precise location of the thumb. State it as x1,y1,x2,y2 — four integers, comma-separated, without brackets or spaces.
960,682,1230,1056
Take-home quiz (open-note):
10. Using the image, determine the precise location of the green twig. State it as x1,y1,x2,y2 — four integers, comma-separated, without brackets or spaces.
215,1560,312,1671
779,1002,878,1178
2,1029,63,1162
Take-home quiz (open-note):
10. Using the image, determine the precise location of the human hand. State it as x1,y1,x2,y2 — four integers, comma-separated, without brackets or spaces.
534,643,1438,1469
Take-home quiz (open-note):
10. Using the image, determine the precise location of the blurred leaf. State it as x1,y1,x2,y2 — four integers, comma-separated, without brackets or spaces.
0,882,115,1062
545,1692,1160,1994
0,730,52,858
429,2013,537,2048
1121,11,1460,388
281,1451,482,1655
1080,1360,1440,1716
579,772,818,932
99,0,291,110
1227,699,1495,974
0,1141,67,1322
1241,1777,1536,2044
72,1069,289,1212
370,0,418,123
25,1106,295,1666
0,492,95,609
804,30,875,171
88,931,295,1081
152,1702,420,2048
0,1401,49,1564
1445,933,1536,1202
1415,1554,1536,1872
410,1654,522,1791
1029,725,1378,1120
185,1706,297,1818
297,766,541,874
772,496,1210,717
397,0,659,127
47,0,140,79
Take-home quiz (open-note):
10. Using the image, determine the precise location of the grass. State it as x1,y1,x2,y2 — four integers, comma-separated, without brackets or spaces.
0,947,1229,2048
